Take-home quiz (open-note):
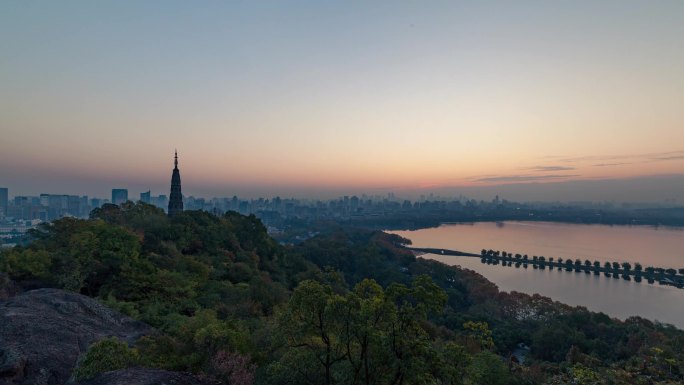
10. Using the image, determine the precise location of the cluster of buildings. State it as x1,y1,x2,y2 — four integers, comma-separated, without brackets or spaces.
1,191,93,222
113,189,170,211
0,152,185,246
0,183,462,246
109,150,183,217
177,193,482,228
0,189,172,223
0,152,490,246
0,147,468,231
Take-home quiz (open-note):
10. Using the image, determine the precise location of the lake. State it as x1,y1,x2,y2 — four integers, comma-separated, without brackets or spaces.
389,221,684,329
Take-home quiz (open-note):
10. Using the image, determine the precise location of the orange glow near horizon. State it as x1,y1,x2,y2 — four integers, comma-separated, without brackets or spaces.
1,2,684,199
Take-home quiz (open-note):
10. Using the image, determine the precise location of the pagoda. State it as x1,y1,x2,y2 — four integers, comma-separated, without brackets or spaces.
168,150,184,217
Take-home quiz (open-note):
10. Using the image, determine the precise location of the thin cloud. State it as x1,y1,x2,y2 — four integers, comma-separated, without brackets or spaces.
550,150,684,165
473,174,580,183
651,154,684,161
593,162,632,167
528,166,575,172
558,154,636,163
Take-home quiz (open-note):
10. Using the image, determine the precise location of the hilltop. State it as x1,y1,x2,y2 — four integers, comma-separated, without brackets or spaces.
0,202,682,384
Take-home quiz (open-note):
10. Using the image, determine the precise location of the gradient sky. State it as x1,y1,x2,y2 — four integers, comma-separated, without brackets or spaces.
2,1,684,202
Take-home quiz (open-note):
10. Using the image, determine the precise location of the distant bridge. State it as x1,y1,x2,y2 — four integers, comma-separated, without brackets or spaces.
406,247,480,257
404,247,684,289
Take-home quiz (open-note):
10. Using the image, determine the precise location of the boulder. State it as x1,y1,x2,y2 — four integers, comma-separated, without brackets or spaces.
76,369,218,385
0,289,152,385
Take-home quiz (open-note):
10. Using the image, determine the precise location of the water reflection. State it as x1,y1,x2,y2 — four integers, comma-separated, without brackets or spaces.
391,222,684,329
395,221,684,267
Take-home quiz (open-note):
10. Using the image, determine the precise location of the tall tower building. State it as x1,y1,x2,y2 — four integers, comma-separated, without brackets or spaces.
0,187,8,218
140,190,151,204
112,189,128,205
168,150,184,217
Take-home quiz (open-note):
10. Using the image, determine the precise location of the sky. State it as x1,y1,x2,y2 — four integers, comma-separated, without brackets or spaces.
1,1,684,202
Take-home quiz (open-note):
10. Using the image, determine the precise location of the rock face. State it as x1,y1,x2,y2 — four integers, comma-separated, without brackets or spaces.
76,369,217,385
0,289,152,385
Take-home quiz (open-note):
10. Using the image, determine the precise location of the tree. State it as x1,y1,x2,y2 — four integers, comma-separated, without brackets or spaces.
206,351,256,385
574,259,582,272
532,323,574,362
5,218,141,295
343,279,396,385
565,259,574,271
465,351,512,385
383,275,448,385
0,248,51,281
569,364,603,385
269,276,449,385
73,337,140,381
612,262,620,272
270,279,347,385
463,321,494,351
433,342,470,385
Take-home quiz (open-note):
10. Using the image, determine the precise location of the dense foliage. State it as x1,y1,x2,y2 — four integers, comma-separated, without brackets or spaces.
1,202,683,384
73,337,142,381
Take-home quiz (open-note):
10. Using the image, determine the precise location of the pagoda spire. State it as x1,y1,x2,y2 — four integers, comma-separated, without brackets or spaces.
168,150,184,217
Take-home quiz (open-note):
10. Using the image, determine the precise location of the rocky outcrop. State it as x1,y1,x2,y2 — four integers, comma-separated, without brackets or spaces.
0,289,152,385
76,369,218,385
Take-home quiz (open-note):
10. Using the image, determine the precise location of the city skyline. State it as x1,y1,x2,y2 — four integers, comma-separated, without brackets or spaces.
2,2,684,202
2,149,684,204
2,171,684,205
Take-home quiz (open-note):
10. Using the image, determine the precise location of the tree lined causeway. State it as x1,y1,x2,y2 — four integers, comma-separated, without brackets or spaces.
390,221,684,328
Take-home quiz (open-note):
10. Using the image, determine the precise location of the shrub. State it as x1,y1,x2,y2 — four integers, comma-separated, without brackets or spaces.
73,337,140,380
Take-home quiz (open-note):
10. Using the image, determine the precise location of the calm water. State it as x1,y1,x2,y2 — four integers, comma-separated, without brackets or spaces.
390,222,684,329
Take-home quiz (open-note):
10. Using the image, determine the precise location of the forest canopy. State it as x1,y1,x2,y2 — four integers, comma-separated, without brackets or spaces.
1,202,683,385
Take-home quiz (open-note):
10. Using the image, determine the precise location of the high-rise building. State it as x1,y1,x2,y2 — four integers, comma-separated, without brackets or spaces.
91,198,103,209
39,193,50,207
140,190,151,204
153,195,168,210
112,189,128,205
0,188,8,218
168,150,184,217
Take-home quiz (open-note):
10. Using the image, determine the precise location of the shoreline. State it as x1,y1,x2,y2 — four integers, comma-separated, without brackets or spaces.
382,218,684,232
